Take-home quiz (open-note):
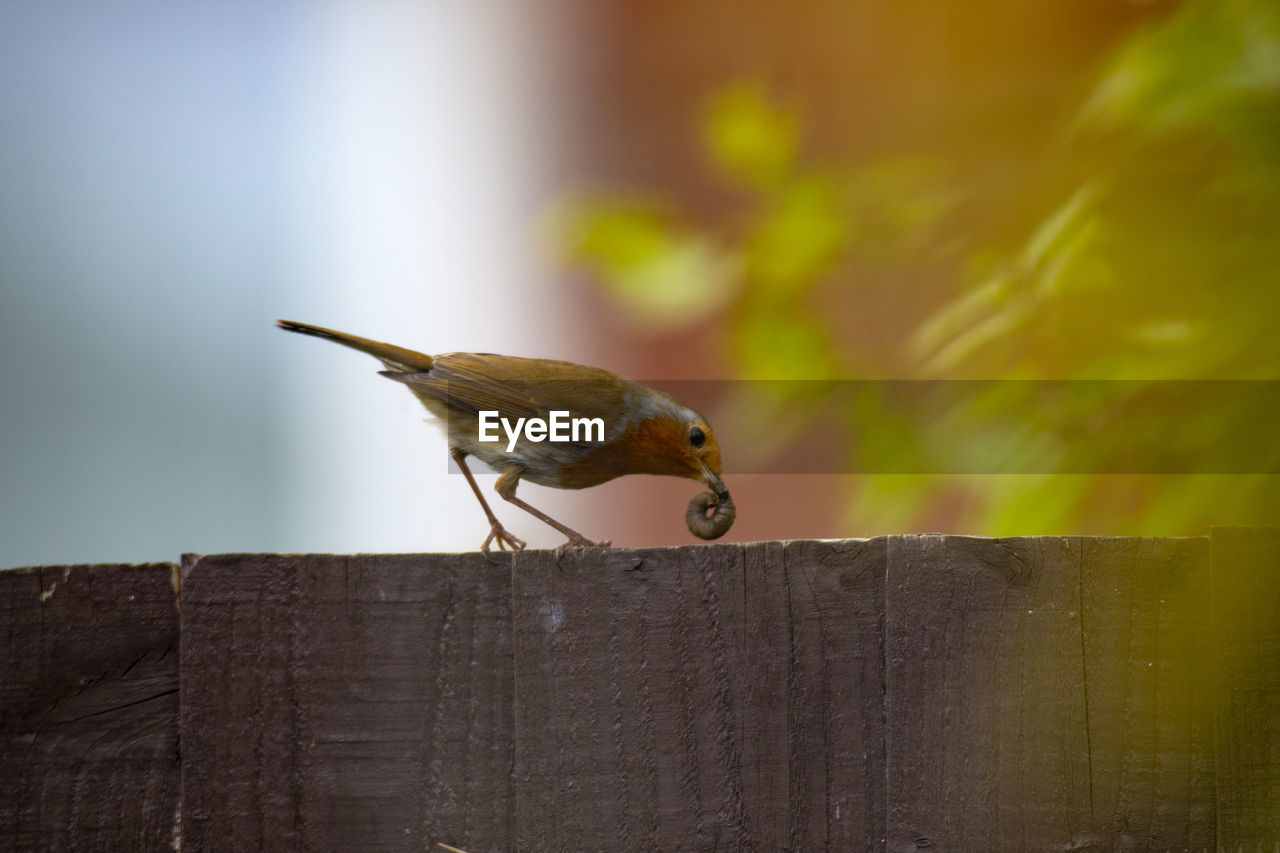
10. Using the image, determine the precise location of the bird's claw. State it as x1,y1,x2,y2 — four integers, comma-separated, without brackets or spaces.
553,536,611,558
481,525,526,553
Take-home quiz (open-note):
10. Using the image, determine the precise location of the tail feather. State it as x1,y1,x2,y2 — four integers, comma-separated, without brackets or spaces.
277,320,435,372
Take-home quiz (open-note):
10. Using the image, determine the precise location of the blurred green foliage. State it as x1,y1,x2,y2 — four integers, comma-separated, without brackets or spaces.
560,0,1280,535
560,199,740,327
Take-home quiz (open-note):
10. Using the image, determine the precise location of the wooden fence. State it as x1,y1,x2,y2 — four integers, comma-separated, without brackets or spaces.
2,529,1278,851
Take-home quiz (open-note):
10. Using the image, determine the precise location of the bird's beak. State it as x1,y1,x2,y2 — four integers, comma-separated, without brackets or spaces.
698,460,731,501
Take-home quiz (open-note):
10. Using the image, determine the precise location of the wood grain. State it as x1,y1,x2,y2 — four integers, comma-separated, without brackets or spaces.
1078,536,1216,850
5,531,1277,850
0,563,179,853
511,539,886,852
179,552,515,853
1210,526,1280,849
885,535,1091,850
884,535,1218,851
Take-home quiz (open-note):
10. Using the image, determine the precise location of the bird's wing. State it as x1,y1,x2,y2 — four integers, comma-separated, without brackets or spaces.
382,352,624,422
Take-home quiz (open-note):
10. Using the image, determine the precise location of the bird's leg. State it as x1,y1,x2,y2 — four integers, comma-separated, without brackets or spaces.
450,447,525,552
494,468,611,554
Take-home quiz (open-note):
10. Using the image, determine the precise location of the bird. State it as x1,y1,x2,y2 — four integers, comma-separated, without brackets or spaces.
277,320,735,552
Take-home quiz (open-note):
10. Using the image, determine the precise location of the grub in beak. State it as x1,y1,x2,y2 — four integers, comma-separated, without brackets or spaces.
687,461,735,539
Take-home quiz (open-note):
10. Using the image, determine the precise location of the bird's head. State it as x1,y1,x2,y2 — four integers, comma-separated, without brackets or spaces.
629,402,735,540
626,399,727,499
668,414,735,540
678,418,728,500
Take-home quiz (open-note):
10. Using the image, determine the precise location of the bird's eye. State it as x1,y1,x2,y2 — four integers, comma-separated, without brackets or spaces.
689,426,706,448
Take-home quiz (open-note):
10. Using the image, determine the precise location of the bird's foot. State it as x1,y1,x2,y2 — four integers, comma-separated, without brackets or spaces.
481,524,526,553
554,536,612,558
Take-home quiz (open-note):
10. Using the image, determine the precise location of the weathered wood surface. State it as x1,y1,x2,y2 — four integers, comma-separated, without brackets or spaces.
179,553,515,853
511,539,886,851
1210,527,1280,848
2,531,1278,851
886,535,1218,851
0,563,179,853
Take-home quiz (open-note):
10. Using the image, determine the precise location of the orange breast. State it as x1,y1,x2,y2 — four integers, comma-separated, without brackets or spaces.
555,416,693,489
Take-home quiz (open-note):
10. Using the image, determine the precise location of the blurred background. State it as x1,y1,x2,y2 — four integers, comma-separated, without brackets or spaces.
2,0,1276,567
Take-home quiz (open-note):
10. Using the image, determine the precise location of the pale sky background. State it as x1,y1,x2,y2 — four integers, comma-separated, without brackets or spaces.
0,0,587,566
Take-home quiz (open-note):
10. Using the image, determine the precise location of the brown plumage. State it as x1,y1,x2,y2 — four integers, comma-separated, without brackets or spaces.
278,320,734,552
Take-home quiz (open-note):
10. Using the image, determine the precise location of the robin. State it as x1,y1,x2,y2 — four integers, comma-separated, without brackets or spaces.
278,320,735,552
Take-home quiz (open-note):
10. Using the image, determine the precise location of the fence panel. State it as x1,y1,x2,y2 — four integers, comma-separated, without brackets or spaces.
179,553,515,853
0,563,179,853
511,539,886,852
2,530,1276,851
